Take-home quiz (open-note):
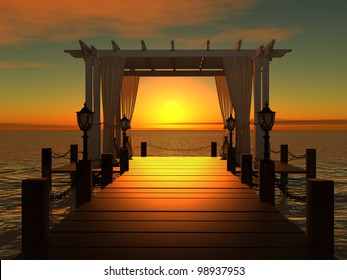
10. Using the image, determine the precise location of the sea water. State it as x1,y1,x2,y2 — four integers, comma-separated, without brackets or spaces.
0,130,346,259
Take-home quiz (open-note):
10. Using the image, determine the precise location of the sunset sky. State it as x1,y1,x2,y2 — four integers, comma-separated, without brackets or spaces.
0,0,346,130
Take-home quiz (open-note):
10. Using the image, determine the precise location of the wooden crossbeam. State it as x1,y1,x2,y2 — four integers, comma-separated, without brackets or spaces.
124,70,224,77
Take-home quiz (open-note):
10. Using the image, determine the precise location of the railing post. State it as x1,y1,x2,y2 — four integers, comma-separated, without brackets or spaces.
280,144,288,185
41,148,52,190
241,154,253,187
101,153,113,189
306,149,316,179
306,179,334,259
258,159,275,205
70,144,78,163
70,144,78,186
141,142,147,157
227,147,236,174
211,142,217,157
76,159,92,208
120,147,129,175
22,178,49,250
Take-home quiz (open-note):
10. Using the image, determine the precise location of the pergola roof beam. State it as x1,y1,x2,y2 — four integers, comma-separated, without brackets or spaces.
234,39,242,51
79,40,92,57
65,48,291,59
141,40,147,51
65,40,292,73
111,40,121,51
264,39,275,56
199,39,210,71
171,40,176,71
140,40,156,71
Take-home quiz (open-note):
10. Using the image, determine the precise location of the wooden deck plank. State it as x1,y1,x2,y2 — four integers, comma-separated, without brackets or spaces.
76,198,278,212
63,211,288,222
107,181,249,189
115,175,240,182
17,247,312,260
93,192,258,199
47,232,307,248
51,220,302,233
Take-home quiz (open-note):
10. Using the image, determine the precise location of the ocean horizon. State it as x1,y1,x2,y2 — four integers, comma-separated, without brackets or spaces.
1,119,347,131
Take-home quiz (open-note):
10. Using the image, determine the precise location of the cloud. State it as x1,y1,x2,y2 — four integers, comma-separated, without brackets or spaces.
0,61,52,69
173,24,304,48
0,0,261,44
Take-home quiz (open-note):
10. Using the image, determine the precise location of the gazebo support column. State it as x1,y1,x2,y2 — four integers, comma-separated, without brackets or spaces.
253,57,263,166
115,91,121,158
83,56,101,164
89,57,101,165
262,57,270,107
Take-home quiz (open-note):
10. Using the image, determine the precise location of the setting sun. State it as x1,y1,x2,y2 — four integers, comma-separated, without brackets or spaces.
160,100,183,123
131,77,222,130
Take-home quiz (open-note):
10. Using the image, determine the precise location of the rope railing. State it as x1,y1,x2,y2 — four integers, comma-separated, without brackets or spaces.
288,151,307,161
270,148,307,161
49,186,72,202
276,181,306,203
52,149,71,159
147,143,211,152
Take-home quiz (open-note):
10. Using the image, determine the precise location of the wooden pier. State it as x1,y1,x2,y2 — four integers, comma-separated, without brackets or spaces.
17,156,321,260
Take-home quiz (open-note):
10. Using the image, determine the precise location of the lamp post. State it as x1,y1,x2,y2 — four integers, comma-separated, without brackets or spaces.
76,102,94,160
258,102,276,160
120,115,130,174
257,102,276,205
120,114,131,147
75,102,94,208
226,113,236,173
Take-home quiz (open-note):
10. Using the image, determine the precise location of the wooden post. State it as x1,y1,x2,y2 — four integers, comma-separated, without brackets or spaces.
227,147,236,174
211,142,217,157
141,142,147,157
280,144,288,185
22,178,49,250
76,159,92,208
306,179,334,259
70,144,78,186
41,148,52,190
101,153,113,189
70,144,78,163
306,149,316,179
258,159,275,205
120,147,129,175
241,154,253,187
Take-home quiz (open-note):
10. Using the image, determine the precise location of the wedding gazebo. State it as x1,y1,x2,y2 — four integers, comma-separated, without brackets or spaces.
65,39,291,164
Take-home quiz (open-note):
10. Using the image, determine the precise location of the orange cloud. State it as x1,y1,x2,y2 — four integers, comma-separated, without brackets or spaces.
0,61,52,69
177,25,304,47
0,0,261,44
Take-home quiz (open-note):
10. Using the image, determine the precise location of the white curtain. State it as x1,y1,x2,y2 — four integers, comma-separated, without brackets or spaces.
215,76,233,127
223,57,253,161
121,76,140,122
121,76,140,148
101,57,126,154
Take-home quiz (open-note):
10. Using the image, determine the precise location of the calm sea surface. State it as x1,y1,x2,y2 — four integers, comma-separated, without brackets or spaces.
0,130,346,259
